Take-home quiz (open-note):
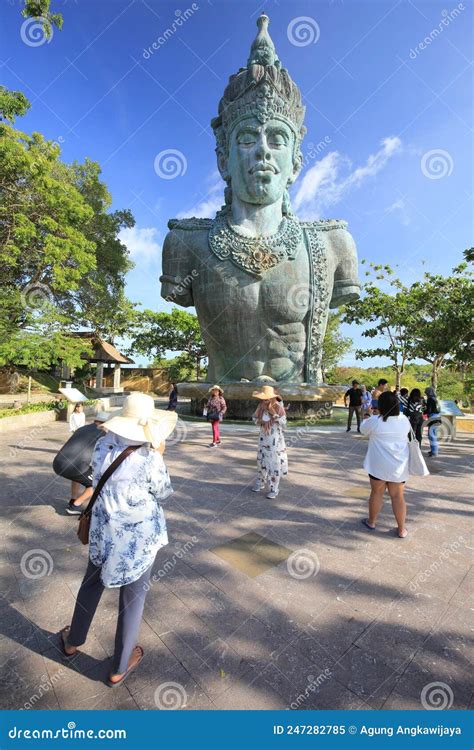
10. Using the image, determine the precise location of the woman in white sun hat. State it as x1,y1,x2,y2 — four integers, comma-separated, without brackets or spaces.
60,393,177,687
251,385,288,499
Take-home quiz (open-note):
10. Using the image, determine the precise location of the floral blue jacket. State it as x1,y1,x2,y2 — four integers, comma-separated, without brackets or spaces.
89,433,173,587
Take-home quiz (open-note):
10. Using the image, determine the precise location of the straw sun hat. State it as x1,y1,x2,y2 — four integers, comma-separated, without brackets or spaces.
252,385,280,400
103,392,177,448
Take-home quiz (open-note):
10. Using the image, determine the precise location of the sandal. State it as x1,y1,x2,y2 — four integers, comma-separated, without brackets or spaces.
107,645,144,688
60,626,78,658
398,529,408,539
362,519,376,531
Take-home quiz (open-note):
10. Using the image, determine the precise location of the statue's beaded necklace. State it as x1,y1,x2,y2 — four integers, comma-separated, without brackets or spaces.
208,211,303,277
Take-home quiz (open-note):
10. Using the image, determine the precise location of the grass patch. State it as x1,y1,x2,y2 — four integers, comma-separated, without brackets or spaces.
0,398,98,419
0,401,60,419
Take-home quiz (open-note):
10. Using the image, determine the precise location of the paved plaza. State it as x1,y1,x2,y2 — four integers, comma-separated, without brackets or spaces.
0,417,472,711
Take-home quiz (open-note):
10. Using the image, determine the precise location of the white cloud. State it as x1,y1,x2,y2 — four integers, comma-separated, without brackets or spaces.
386,198,411,226
293,136,402,219
178,171,225,219
119,226,161,261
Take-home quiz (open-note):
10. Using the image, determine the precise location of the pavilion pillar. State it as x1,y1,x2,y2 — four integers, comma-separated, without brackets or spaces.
96,362,104,390
113,363,121,391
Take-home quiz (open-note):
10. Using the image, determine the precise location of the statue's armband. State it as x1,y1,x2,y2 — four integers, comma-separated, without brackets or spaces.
160,230,194,307
329,228,361,309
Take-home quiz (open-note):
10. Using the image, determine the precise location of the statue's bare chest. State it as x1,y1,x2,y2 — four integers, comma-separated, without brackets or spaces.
192,237,311,326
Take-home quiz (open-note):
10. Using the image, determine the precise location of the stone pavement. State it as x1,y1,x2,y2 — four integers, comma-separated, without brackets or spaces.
0,417,472,711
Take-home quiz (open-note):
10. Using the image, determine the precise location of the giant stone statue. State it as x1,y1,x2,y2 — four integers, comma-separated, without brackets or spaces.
161,15,360,412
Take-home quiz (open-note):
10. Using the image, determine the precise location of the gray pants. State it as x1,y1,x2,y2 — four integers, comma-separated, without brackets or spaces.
347,406,361,429
68,558,153,674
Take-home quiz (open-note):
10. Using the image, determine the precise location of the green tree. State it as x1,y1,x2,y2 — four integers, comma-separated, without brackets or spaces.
130,309,207,380
343,263,418,389
66,158,136,340
0,87,30,124
22,0,63,39
0,89,135,372
409,263,473,390
321,311,352,381
152,354,194,383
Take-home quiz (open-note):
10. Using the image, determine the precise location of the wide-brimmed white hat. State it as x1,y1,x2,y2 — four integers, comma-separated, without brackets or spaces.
103,392,177,448
252,385,279,400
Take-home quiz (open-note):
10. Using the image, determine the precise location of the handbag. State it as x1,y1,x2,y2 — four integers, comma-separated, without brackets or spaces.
408,429,429,477
77,445,140,545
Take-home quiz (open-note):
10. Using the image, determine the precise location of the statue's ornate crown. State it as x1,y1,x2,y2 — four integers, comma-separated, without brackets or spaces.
211,14,306,156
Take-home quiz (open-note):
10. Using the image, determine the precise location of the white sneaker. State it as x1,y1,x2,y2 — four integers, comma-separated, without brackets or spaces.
251,483,265,492
266,490,278,499
208,443,217,448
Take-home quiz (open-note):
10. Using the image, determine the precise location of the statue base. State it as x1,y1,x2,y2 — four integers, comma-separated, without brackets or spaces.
177,382,346,420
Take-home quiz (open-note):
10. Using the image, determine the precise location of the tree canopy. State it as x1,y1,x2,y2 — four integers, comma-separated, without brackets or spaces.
0,87,136,371
22,0,63,39
343,259,473,390
343,263,417,388
129,309,207,381
321,311,352,382
409,263,473,389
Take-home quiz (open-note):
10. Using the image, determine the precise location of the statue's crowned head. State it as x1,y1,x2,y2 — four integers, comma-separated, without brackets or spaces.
211,14,306,214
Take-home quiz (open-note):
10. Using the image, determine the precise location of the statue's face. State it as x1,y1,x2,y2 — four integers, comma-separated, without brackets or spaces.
225,117,298,206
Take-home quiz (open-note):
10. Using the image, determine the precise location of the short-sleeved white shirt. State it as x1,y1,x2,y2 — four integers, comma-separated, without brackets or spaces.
360,414,410,482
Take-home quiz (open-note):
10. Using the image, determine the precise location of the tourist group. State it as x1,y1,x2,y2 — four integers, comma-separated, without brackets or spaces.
54,378,438,685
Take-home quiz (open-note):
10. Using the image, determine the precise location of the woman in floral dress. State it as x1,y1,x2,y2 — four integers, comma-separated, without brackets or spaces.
251,385,288,499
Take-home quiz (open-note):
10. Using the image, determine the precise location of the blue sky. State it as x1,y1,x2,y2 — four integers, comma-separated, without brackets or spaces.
2,0,472,367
